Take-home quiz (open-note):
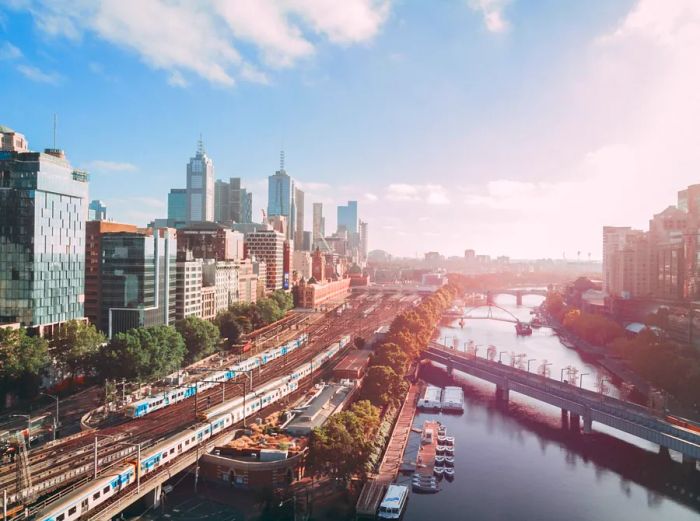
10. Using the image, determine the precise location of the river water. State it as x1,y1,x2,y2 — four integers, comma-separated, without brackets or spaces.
402,294,700,521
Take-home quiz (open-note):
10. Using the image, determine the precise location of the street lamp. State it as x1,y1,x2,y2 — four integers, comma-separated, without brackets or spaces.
499,351,508,363
40,392,59,441
579,372,589,388
11,414,31,448
542,361,552,377
527,358,536,373
600,378,611,396
560,368,568,382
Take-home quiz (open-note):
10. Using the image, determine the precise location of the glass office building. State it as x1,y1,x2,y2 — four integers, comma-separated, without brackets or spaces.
337,200,358,234
168,188,187,222
100,229,176,337
0,127,88,333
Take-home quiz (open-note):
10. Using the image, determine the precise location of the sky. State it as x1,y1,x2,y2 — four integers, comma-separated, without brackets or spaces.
1,0,699,260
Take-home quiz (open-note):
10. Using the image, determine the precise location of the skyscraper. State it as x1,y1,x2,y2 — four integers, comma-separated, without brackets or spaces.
215,177,253,224
267,151,294,240
88,200,107,221
294,186,305,250
214,179,230,223
359,220,369,264
337,200,358,234
0,126,88,334
186,139,214,222
313,202,325,242
168,188,187,222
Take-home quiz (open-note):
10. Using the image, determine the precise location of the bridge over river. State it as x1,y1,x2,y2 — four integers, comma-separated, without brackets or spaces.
424,342,700,465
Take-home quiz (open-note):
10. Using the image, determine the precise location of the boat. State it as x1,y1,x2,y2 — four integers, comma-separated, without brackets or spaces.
418,385,443,410
444,467,455,479
412,475,439,493
436,445,446,455
444,445,454,455
378,485,409,519
560,337,576,349
434,466,445,476
441,386,465,413
435,455,445,464
515,322,533,336
445,436,455,446
437,434,447,444
444,456,455,467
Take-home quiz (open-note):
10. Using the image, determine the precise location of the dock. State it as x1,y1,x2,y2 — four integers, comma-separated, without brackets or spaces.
415,419,440,478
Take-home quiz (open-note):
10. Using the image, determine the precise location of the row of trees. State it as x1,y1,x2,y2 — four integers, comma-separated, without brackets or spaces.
309,282,458,478
0,290,295,400
544,291,700,410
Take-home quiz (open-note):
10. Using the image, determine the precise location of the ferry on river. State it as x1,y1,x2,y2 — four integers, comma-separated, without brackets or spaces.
515,322,533,336
378,485,409,519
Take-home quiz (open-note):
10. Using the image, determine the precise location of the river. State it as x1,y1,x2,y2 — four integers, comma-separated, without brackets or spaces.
402,294,700,521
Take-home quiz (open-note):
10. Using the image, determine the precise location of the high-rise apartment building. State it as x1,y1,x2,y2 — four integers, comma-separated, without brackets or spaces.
602,226,643,293
85,220,139,327
359,220,369,265
177,222,243,261
88,200,107,221
168,188,187,222
100,228,176,337
175,257,203,320
186,140,214,222
294,186,305,250
245,230,285,290
337,200,358,234
0,126,88,334
312,203,324,242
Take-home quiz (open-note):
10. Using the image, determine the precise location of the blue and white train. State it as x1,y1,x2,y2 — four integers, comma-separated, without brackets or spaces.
124,333,309,419
35,335,349,521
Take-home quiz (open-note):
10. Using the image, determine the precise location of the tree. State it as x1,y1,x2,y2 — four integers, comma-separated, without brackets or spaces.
371,343,408,375
216,311,242,347
0,328,49,398
359,365,404,407
270,290,293,312
51,320,105,379
257,298,283,325
175,316,221,364
96,325,185,381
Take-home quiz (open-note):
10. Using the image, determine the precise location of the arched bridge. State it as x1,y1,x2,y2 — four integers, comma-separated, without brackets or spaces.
446,304,522,324
486,288,548,306
423,342,700,464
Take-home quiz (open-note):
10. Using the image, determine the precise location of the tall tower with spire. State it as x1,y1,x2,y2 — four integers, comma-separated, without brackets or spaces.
267,149,295,240
186,136,214,222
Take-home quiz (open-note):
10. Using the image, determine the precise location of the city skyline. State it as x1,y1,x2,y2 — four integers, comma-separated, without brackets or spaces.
1,0,697,259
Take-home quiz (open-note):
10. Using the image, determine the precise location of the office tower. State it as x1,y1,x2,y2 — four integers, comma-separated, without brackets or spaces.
176,222,244,261
359,220,369,264
88,200,107,221
602,226,644,293
214,177,254,224
85,221,139,328
186,139,214,222
313,203,324,242
337,200,358,234
267,152,294,240
168,188,187,221
302,231,312,252
245,230,285,290
294,186,305,250
100,228,176,337
0,126,88,334
214,179,230,223
175,257,203,320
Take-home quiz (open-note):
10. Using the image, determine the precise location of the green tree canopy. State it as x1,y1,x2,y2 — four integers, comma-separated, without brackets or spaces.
0,328,49,380
359,365,405,407
371,342,408,374
96,325,185,381
50,320,105,378
216,311,243,348
175,316,221,364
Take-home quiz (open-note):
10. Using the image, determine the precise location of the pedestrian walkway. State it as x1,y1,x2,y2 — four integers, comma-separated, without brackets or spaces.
376,381,421,482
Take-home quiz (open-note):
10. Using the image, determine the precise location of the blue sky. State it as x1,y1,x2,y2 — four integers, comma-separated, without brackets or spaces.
2,0,698,259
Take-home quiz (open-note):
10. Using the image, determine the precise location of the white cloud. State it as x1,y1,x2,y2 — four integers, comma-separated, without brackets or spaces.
468,0,511,33
16,64,62,84
386,183,450,204
12,0,391,86
84,160,138,173
0,41,22,60
364,192,378,202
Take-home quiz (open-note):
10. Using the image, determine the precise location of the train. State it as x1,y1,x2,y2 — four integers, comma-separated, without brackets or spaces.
124,333,309,419
35,335,350,521
665,415,700,434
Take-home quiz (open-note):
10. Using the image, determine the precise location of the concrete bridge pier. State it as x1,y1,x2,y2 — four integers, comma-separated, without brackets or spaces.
561,409,569,428
495,384,509,403
144,483,163,509
658,446,671,460
569,413,581,432
516,291,522,306
582,413,592,434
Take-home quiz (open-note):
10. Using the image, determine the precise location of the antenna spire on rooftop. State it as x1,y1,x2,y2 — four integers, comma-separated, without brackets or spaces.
280,149,285,171
52,113,57,149
197,133,205,155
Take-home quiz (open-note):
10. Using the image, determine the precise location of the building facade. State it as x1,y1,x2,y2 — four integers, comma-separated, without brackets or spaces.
177,222,243,261
88,200,107,221
294,186,304,250
337,200,358,234
267,162,294,240
245,230,285,290
175,258,203,320
186,141,214,222
0,126,89,334
100,228,176,337
312,202,324,242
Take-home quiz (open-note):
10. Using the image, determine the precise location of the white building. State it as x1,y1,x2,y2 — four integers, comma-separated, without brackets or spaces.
186,139,214,222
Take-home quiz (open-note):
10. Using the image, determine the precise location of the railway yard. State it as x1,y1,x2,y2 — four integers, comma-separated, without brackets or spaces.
0,291,418,520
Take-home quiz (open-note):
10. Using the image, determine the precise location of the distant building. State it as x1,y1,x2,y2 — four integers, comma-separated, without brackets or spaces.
302,231,312,252
267,154,294,240
168,188,187,222
293,251,312,280
88,200,107,221
312,202,325,242
0,126,88,334
337,200,358,234
245,230,285,290
602,226,644,294
177,222,244,261
464,249,476,259
359,220,369,265
85,221,140,327
215,177,253,224
294,277,351,309
186,140,214,222
100,228,176,337
294,186,305,250
176,258,203,320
